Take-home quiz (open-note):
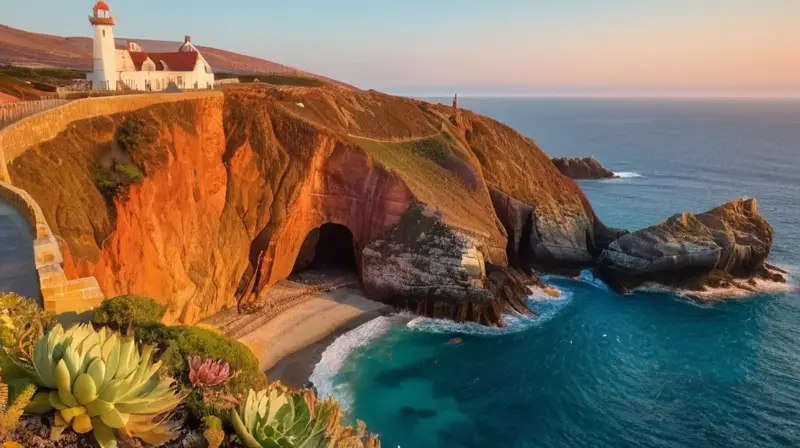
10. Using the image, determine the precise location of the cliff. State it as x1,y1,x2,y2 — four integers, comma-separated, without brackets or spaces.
4,85,777,326
5,85,613,326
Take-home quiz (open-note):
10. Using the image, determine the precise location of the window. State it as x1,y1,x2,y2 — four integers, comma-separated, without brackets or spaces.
177,76,184,87
102,30,106,37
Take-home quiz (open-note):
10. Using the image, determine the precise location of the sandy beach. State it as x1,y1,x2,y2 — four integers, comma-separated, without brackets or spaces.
203,271,392,389
245,286,391,386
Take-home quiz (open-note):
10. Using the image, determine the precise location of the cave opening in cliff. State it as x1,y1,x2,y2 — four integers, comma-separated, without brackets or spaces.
293,223,358,274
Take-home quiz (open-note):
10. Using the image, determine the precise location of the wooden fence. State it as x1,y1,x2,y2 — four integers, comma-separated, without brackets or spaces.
0,99,71,130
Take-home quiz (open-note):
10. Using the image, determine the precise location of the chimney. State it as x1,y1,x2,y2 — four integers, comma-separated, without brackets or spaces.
184,35,192,44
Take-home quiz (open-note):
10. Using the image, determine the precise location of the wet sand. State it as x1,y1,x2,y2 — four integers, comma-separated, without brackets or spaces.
233,286,392,389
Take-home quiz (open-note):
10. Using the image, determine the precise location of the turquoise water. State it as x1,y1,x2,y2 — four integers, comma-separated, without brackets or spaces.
314,98,800,447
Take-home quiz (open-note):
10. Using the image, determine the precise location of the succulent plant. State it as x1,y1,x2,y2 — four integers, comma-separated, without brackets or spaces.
231,384,381,448
0,372,36,438
24,324,184,447
0,293,56,364
187,356,234,388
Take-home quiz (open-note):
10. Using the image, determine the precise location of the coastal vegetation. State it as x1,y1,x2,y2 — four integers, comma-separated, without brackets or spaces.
0,294,382,446
0,65,79,82
216,73,326,87
91,295,166,335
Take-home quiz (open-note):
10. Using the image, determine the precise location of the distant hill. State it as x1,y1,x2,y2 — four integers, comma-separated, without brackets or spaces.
0,24,350,87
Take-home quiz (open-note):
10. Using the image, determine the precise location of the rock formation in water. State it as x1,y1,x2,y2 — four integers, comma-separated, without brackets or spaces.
597,198,786,293
552,156,615,179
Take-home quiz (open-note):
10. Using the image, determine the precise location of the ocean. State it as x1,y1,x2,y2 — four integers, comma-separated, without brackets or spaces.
311,98,800,448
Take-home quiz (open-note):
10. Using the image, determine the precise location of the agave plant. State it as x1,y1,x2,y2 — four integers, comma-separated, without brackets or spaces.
187,356,234,388
23,324,183,447
231,383,381,448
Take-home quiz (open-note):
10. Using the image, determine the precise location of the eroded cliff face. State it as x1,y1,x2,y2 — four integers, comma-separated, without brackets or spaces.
9,85,738,326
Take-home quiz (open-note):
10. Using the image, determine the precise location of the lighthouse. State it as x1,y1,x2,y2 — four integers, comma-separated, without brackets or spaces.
89,1,117,90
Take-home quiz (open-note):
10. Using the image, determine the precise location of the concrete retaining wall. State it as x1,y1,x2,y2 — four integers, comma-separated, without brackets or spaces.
0,181,103,314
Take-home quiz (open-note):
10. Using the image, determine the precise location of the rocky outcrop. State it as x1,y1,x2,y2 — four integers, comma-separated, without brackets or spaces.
552,156,615,179
597,198,785,293
488,186,627,270
7,87,549,326
5,85,781,327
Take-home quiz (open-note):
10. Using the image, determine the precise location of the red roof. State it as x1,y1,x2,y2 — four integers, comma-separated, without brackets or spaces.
93,1,110,11
127,51,199,72
128,51,150,70
148,52,199,72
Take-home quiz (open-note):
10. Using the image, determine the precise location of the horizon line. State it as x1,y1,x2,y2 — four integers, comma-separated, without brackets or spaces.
388,92,800,100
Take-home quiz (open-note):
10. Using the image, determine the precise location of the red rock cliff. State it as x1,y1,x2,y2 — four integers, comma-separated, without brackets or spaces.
7,86,613,325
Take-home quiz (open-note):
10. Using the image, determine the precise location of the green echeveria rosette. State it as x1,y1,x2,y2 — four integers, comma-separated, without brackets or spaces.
23,324,183,447
230,384,339,448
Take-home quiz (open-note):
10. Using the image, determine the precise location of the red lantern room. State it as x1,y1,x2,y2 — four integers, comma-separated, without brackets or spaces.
89,1,115,26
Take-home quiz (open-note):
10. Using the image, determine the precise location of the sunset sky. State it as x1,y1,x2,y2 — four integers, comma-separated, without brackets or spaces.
4,0,799,96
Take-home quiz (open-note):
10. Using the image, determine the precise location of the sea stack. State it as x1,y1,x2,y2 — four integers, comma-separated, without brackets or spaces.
552,156,615,179
597,198,786,294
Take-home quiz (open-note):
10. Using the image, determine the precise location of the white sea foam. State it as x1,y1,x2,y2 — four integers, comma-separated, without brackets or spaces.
407,287,572,336
614,172,642,178
640,265,795,301
539,269,610,291
309,314,406,406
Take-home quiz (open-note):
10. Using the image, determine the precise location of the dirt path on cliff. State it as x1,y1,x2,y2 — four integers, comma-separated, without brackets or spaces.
345,132,440,143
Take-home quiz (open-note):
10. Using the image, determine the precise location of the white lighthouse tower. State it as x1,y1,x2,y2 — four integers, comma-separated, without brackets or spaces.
89,1,117,90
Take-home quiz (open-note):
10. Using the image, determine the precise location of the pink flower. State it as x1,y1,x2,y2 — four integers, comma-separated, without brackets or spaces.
187,356,234,388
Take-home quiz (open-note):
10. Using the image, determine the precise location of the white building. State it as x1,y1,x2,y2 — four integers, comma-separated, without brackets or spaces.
87,1,215,91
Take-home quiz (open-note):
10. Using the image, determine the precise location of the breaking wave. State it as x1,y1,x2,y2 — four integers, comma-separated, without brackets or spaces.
309,314,406,405
614,171,642,178
407,287,572,336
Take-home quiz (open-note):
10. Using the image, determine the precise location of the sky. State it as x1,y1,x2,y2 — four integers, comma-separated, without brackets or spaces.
3,0,799,96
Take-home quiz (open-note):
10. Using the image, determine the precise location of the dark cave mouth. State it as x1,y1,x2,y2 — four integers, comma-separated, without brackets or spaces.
292,223,358,274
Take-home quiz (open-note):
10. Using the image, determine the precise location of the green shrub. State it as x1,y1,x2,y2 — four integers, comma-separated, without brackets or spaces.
91,295,166,335
117,116,147,151
135,324,267,418
94,163,145,200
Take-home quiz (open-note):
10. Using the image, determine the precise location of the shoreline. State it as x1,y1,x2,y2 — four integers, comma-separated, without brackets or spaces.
222,280,393,390
266,306,392,389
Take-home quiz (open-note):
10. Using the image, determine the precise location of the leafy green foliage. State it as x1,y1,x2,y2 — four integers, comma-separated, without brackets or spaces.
117,116,148,151
24,324,183,447
94,163,145,200
0,294,56,365
91,295,166,335
135,324,267,418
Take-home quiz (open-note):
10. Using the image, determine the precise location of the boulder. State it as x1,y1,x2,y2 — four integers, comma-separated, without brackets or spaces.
597,198,784,292
552,156,615,179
